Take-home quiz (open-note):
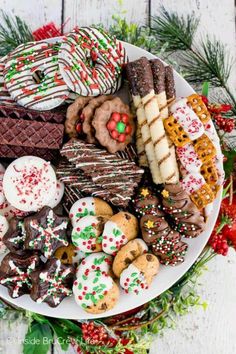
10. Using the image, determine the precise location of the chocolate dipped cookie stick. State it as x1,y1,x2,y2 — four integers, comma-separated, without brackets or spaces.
165,65,176,105
161,183,206,237
128,57,176,183
150,59,179,182
126,61,162,183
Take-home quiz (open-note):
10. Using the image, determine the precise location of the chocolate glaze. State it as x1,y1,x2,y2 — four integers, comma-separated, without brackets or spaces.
3,218,26,252
165,66,176,100
126,57,154,98
162,183,205,238
150,59,165,94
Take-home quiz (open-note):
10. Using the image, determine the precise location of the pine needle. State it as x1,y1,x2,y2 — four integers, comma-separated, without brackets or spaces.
180,37,234,87
150,6,199,51
0,11,33,56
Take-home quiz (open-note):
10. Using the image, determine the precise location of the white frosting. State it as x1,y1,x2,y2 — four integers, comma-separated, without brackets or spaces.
181,172,206,194
77,252,112,277
102,220,127,255
173,105,204,140
0,215,8,254
69,197,96,226
176,143,202,172
170,98,188,113
47,180,65,208
73,272,113,309
3,156,57,212
120,263,148,294
71,215,101,253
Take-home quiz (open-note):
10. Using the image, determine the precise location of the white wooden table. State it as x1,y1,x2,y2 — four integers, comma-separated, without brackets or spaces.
0,1,236,353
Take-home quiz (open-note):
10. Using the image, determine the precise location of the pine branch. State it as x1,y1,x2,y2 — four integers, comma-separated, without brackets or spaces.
150,6,199,51
0,11,33,56
150,8,236,111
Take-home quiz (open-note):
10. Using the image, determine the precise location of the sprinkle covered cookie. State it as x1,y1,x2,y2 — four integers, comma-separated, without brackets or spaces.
24,206,69,258
77,252,113,277
69,197,113,226
101,212,138,255
73,271,119,314
30,258,74,307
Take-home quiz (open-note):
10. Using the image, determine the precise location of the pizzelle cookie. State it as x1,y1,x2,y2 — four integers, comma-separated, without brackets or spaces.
72,215,108,253
101,212,138,255
112,239,148,278
69,197,113,226
73,271,119,314
120,253,159,294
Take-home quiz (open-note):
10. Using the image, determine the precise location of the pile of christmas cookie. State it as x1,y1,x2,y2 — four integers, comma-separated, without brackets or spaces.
0,26,224,314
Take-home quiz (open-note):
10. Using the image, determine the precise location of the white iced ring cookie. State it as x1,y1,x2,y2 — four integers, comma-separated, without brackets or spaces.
4,41,69,110
58,27,127,96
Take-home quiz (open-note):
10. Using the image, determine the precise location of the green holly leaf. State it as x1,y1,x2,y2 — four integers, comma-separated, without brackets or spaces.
223,149,236,178
202,81,209,97
23,322,53,354
50,322,70,351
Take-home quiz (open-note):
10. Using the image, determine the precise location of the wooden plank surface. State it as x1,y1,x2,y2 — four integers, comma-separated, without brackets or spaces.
0,0,62,31
63,0,149,32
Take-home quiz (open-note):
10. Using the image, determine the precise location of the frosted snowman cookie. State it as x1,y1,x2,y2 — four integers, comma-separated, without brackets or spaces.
73,271,119,314
69,197,113,226
77,252,113,277
101,212,138,255
0,215,9,254
120,254,159,295
3,156,57,212
112,239,148,278
71,215,108,253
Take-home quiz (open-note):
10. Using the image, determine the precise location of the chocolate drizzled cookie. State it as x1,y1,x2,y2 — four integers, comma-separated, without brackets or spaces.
60,139,143,207
24,206,69,258
161,183,206,238
0,251,40,298
3,218,26,252
30,258,74,307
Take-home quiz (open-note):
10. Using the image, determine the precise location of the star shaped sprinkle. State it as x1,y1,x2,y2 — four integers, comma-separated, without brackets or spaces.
145,220,155,229
161,189,169,198
140,188,150,197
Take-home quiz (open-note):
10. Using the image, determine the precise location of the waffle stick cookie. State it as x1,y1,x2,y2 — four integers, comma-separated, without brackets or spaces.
126,61,162,183
150,59,179,182
135,124,149,167
165,66,176,105
127,57,176,183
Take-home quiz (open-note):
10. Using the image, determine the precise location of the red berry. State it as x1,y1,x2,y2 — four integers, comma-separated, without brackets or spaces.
111,130,119,139
75,121,83,134
111,112,121,122
107,120,116,131
118,133,126,142
125,124,132,134
121,113,129,123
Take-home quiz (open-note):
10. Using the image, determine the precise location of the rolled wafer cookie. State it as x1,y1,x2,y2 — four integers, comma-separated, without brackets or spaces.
150,59,179,182
131,57,176,183
126,61,162,184
136,125,148,167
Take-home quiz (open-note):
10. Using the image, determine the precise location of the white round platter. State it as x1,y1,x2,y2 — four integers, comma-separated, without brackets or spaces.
0,41,223,319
